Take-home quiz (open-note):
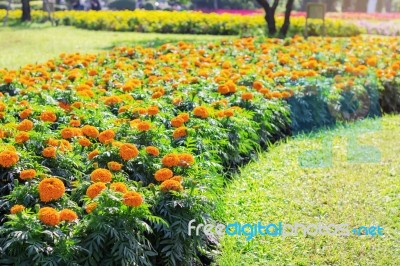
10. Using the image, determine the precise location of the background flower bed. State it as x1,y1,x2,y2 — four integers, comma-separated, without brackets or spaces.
0,35,400,265
0,10,363,36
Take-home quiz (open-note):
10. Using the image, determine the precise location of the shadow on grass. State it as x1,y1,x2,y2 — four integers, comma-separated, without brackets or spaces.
1,21,55,30
101,37,210,50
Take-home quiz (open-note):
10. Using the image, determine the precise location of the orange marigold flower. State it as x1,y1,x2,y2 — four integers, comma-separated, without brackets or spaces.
193,106,209,119
0,150,19,168
107,161,123,171
85,202,97,214
177,113,190,123
78,137,91,147
20,169,36,180
173,127,187,139
241,92,253,101
147,106,159,115
98,129,115,144
38,177,65,202
224,109,234,117
154,168,173,182
38,207,60,226
88,149,99,160
90,168,112,183
110,182,128,193
119,143,139,161
137,121,151,131
86,182,107,199
171,117,184,128
69,120,81,127
59,139,72,152
145,146,159,156
253,81,263,91
82,125,99,138
19,109,32,119
10,204,25,214
282,91,291,98
122,191,143,207
16,119,34,131
42,147,56,158
171,175,183,182
160,179,183,192
61,128,77,139
40,111,57,122
271,91,282,98
178,153,195,167
152,92,162,99
59,209,78,222
162,153,180,167
15,132,29,144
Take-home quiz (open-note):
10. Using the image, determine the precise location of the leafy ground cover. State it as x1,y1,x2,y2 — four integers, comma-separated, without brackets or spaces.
217,115,400,265
0,35,399,265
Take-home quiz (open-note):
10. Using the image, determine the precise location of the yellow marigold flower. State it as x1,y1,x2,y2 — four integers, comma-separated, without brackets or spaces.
122,191,143,207
15,132,29,144
154,168,173,182
85,202,97,214
78,137,91,147
178,153,195,167
0,150,19,168
88,149,99,160
82,125,99,138
137,121,151,131
86,182,107,199
16,119,34,131
107,161,122,171
110,182,128,193
40,111,57,122
173,127,187,139
20,169,36,180
171,117,184,128
145,146,159,156
38,177,65,202
90,168,112,183
193,106,209,119
160,179,183,192
10,204,25,214
98,129,115,144
38,207,60,226
59,209,78,222
119,143,139,161
161,153,180,167
42,147,56,158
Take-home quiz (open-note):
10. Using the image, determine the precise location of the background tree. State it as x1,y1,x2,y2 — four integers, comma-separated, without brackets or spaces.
256,0,295,37
21,0,31,21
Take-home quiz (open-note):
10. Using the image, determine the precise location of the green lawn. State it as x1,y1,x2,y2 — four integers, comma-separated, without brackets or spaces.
217,115,400,265
0,23,226,69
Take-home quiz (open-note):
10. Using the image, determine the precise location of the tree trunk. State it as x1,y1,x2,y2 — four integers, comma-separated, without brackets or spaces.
385,0,392,12
376,0,383,12
256,0,279,36
21,0,31,21
342,0,352,11
326,0,337,11
279,0,295,37
355,0,368,12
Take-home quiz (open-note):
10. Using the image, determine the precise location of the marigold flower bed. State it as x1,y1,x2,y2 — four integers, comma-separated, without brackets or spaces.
0,35,399,265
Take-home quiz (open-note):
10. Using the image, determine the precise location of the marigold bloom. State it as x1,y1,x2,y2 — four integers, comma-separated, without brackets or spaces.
98,129,115,144
241,92,253,100
38,207,60,226
171,175,183,182
0,150,19,168
119,143,139,161
61,128,77,139
253,81,263,91
10,204,25,214
19,109,32,119
90,168,112,183
40,111,57,122
224,109,234,117
173,127,187,139
178,153,195,167
171,117,184,128
16,119,34,131
107,161,122,171
147,106,159,115
160,179,183,192
137,121,151,131
78,137,91,147
42,147,56,158
177,113,190,123
20,169,36,180
110,182,128,193
69,120,81,127
161,153,180,167
15,132,29,144
122,191,143,207
85,202,97,214
38,177,65,202
86,182,107,199
193,106,209,119
88,149,99,160
59,209,78,222
154,168,173,182
82,125,99,138
145,146,159,156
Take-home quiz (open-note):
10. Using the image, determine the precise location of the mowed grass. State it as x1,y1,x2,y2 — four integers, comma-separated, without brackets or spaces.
217,115,400,265
0,23,226,69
